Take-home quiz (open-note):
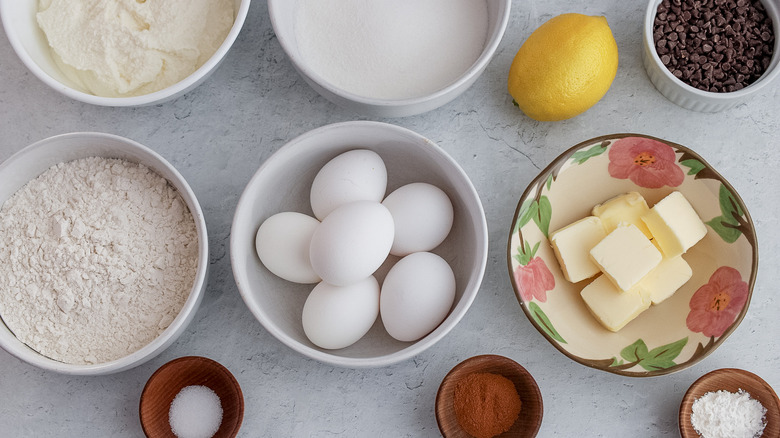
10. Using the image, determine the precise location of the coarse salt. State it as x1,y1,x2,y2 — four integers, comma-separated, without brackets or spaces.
295,0,488,100
169,385,223,438
690,389,766,438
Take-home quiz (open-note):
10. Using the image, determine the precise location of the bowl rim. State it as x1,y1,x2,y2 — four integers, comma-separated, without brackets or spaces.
266,0,511,108
0,0,251,106
642,0,780,100
230,120,489,368
506,133,759,377
0,132,209,375
678,368,780,438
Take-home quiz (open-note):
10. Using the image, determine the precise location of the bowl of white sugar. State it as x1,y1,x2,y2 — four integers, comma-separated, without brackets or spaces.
268,0,511,118
0,0,250,106
0,132,209,375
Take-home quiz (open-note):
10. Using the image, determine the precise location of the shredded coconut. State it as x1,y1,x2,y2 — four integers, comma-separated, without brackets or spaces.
0,157,198,365
691,389,767,438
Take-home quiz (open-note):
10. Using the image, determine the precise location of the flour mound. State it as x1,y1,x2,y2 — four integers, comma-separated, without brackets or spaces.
0,157,199,365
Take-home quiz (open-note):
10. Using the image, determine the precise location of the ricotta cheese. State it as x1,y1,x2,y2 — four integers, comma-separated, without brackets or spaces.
37,0,234,97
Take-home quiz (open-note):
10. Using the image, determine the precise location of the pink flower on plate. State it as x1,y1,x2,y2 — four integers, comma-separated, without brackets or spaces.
686,266,749,338
608,137,685,188
514,257,555,303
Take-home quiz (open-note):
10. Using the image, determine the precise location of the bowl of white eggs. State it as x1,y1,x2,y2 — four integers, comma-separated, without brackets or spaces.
230,121,488,367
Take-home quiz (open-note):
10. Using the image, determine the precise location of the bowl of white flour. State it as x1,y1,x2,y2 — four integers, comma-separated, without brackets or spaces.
0,0,250,106
268,0,511,118
0,132,209,375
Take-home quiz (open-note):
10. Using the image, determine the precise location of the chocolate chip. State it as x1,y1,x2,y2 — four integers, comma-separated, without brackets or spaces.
653,0,775,92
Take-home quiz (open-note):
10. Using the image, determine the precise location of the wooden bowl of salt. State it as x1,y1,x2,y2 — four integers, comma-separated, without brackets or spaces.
679,368,780,438
140,356,244,438
436,354,543,438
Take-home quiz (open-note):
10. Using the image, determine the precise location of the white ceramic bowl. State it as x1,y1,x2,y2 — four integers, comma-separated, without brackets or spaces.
0,0,250,106
267,0,511,118
642,0,780,112
231,121,488,367
0,133,209,375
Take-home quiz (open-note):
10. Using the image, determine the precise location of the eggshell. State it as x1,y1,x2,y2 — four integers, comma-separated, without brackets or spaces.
380,252,456,342
310,149,388,220
302,276,380,349
255,212,321,284
382,182,454,256
309,201,394,286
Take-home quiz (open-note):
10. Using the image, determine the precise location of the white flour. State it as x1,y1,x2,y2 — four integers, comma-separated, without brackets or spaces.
691,389,767,438
295,0,488,100
0,157,198,365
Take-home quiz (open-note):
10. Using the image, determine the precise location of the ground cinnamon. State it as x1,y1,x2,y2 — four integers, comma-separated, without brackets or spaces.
453,372,522,438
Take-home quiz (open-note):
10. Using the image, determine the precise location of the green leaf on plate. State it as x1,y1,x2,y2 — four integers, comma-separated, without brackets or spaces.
706,216,742,243
529,241,540,259
529,302,566,344
514,240,538,266
534,195,552,238
680,159,706,176
515,199,537,232
718,184,744,223
571,143,609,165
546,174,554,191
610,357,624,367
514,246,529,266
620,339,649,363
639,337,688,371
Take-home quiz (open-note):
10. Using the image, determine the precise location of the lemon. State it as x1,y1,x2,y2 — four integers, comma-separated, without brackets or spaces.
508,13,619,121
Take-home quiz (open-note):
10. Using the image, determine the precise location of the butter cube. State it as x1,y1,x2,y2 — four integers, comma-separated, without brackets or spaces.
589,223,662,291
592,192,653,238
640,256,693,305
641,191,707,258
550,216,607,283
580,275,651,332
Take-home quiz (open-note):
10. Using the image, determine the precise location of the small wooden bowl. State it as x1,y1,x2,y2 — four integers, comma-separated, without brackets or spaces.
679,368,780,438
436,354,543,438
140,356,244,438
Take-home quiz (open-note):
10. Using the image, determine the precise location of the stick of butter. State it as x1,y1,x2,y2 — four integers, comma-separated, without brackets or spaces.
549,216,607,283
589,223,662,292
640,256,692,305
580,275,652,332
641,191,707,258
592,191,653,239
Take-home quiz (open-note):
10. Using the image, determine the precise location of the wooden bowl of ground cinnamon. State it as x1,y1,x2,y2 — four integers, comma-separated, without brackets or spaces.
436,354,543,438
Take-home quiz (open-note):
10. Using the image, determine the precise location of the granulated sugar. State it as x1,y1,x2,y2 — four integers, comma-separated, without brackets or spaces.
295,0,488,100
691,389,766,438
169,385,223,438
0,157,198,364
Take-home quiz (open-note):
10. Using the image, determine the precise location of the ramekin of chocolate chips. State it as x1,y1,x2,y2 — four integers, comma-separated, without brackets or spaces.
642,0,779,112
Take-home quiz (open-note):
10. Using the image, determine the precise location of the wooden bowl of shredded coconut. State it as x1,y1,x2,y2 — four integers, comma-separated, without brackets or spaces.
0,132,209,375
679,368,780,438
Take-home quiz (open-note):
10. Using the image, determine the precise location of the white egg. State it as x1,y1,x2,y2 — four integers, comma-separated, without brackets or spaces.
255,212,321,284
310,149,387,220
380,252,456,342
309,201,394,286
382,182,454,256
302,276,380,349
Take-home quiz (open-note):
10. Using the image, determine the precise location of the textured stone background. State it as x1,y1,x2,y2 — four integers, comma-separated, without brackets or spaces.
1,1,778,436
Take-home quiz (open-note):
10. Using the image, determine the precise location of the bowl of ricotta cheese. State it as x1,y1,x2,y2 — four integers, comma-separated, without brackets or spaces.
0,0,250,106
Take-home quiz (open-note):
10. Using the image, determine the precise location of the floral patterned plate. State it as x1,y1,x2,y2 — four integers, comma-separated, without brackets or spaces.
507,134,757,377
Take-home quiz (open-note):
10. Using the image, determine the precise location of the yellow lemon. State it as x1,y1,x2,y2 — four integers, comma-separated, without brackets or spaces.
508,13,619,121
